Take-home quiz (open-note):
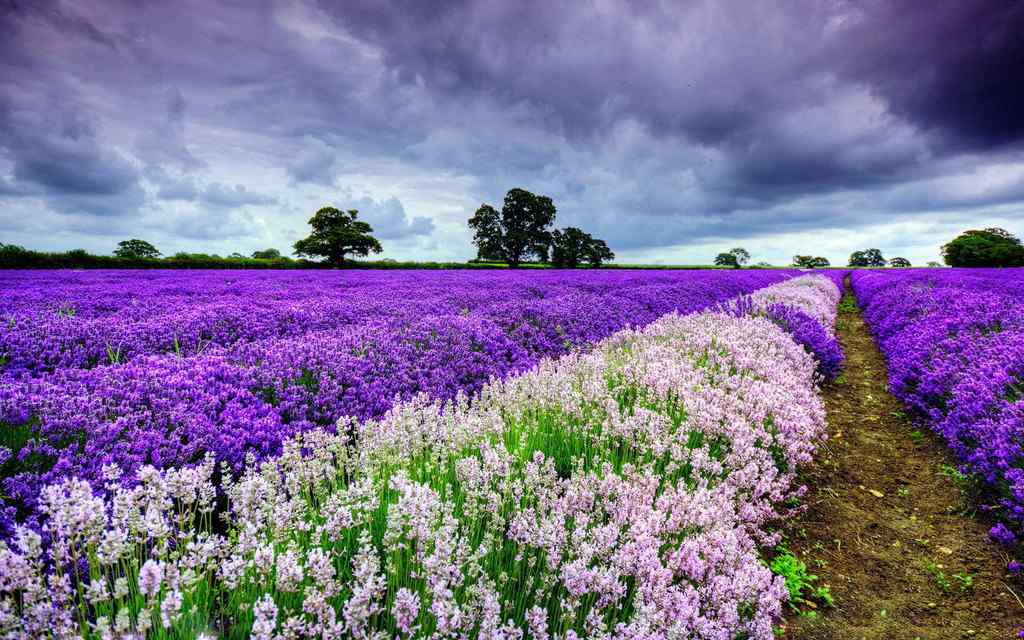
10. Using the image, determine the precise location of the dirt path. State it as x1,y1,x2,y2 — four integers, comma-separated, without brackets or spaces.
781,285,1023,640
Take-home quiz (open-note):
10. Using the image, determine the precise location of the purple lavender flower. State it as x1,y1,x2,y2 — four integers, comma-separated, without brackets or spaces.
853,268,1024,560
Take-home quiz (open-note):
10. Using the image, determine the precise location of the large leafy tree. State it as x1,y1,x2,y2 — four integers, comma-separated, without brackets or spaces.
888,257,911,268
293,207,382,266
729,247,750,266
714,252,740,268
585,238,615,267
468,188,557,267
942,228,1024,267
792,255,830,268
848,248,886,267
550,227,615,267
114,239,161,259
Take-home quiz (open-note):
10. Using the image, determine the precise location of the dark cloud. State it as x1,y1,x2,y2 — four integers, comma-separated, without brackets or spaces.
834,0,1024,149
135,87,205,171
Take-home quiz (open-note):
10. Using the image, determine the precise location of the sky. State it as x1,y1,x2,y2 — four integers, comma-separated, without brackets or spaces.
1,0,1022,266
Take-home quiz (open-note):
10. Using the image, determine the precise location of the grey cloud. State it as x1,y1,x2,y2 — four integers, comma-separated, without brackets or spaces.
286,136,340,185
347,196,434,239
134,87,205,171
199,183,276,208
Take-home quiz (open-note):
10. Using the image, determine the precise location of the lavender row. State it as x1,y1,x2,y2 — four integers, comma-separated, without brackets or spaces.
0,275,840,638
0,270,798,379
852,269,1024,559
1,270,797,532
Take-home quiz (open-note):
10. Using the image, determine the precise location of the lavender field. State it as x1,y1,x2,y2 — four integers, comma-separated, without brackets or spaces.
0,269,850,638
853,269,1024,558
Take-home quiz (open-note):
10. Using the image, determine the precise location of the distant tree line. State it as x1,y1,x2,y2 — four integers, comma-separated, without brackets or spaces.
469,188,615,267
0,242,320,270
5,200,1022,270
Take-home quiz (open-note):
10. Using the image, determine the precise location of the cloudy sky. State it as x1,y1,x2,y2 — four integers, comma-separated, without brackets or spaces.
1,0,1022,265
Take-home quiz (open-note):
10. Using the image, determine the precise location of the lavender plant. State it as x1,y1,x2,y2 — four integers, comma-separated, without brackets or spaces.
853,268,1024,564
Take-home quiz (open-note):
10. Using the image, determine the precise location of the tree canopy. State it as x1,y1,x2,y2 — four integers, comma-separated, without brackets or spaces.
550,227,615,267
888,257,911,268
728,247,750,266
942,228,1024,267
792,255,830,268
468,188,557,267
114,239,161,259
848,248,886,267
714,252,740,268
252,248,282,260
293,207,382,266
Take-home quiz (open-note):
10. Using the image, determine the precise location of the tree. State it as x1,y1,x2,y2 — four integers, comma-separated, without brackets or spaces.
888,257,911,268
729,247,750,266
467,204,505,262
941,228,1024,267
252,248,282,260
792,255,830,268
550,227,615,267
468,188,557,267
293,207,382,266
926,261,942,268
714,252,740,268
584,238,615,267
848,248,886,267
114,239,161,259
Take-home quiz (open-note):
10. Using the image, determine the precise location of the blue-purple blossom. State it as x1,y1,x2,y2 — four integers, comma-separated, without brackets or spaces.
853,268,1024,561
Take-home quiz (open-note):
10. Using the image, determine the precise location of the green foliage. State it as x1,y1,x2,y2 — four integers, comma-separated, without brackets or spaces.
114,239,161,259
714,252,740,268
923,559,952,592
952,572,974,592
941,227,1024,267
251,248,282,260
468,188,557,267
729,247,751,265
848,248,886,267
837,294,858,314
792,255,831,268
940,463,982,514
768,546,834,615
550,227,615,267
293,207,383,265
888,256,911,268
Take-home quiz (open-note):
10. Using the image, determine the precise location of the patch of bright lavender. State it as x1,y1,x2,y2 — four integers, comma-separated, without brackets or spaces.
853,268,1024,559
718,275,845,382
0,275,839,638
1,269,798,530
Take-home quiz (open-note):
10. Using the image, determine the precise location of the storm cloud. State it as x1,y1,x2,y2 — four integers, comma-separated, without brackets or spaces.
0,0,1021,263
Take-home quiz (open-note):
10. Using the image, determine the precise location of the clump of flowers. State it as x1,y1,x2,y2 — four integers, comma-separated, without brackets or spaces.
717,276,845,383
764,303,845,382
853,268,1024,566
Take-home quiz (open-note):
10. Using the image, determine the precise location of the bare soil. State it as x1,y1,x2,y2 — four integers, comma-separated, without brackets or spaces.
779,285,1023,640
